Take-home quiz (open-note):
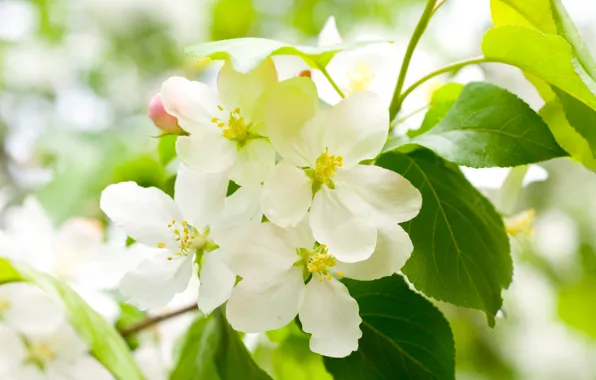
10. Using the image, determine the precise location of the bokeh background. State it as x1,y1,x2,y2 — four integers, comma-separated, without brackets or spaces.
1,0,596,379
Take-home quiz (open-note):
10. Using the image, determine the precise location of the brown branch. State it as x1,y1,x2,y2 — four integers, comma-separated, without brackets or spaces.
119,303,198,337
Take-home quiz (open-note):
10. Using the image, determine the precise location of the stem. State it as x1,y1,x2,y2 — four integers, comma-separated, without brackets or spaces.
394,56,495,113
119,303,198,337
432,0,448,15
318,64,345,99
389,0,438,120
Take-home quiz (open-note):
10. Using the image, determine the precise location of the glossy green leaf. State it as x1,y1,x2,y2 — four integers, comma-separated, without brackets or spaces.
549,0,596,80
170,311,271,380
377,149,512,325
482,26,596,112
558,277,596,339
324,274,455,380
408,82,463,139
0,258,144,380
185,38,385,73
490,0,555,33
413,82,567,167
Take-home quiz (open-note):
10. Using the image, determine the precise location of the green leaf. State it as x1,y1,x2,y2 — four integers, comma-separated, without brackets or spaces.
324,274,455,380
158,134,178,167
115,302,147,350
482,26,596,112
185,38,385,73
549,0,596,80
412,82,567,167
113,154,167,189
552,88,596,157
376,149,512,325
0,258,144,380
170,315,221,380
490,0,556,33
408,83,463,139
170,311,271,380
539,100,596,171
557,276,596,339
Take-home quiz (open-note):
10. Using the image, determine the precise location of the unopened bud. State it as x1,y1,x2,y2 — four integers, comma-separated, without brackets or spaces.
298,70,312,79
148,93,182,134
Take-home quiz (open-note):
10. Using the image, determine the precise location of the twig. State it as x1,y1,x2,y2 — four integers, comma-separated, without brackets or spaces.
119,303,198,337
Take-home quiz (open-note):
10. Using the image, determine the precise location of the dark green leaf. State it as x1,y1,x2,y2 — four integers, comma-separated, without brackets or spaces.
324,274,455,380
408,83,463,139
413,82,567,167
0,259,144,380
185,38,386,73
377,149,512,325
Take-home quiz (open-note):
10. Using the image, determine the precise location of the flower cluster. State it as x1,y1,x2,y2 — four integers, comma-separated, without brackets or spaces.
0,283,113,379
102,27,422,359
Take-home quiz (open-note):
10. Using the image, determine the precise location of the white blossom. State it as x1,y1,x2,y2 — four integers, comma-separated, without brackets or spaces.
221,218,414,358
100,164,261,313
261,77,421,262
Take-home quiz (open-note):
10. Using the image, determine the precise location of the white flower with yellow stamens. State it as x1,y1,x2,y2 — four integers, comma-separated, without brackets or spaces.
261,77,421,263
160,58,277,187
221,218,414,358
312,16,399,107
100,164,262,312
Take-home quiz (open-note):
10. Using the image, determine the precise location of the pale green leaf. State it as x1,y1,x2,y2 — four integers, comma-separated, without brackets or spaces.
413,82,567,167
185,38,385,73
324,275,455,380
377,149,513,325
558,277,596,339
408,82,463,139
490,0,556,33
0,258,144,380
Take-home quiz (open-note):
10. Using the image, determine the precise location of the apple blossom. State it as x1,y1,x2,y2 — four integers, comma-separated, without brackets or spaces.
160,58,276,187
100,164,262,313
221,218,414,357
261,77,421,262
148,93,181,134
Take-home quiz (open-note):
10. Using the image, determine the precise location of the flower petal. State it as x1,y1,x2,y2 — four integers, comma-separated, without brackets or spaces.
67,356,114,380
219,222,300,281
100,182,181,249
119,251,193,309
161,76,222,132
176,128,238,174
324,91,389,166
263,77,322,167
310,187,377,263
335,223,413,280
226,267,304,332
46,323,88,365
299,278,361,358
175,163,229,229
262,163,313,228
318,16,343,46
335,165,422,224
197,251,236,315
1,283,63,335
210,184,263,244
229,139,276,186
218,58,277,122
0,326,26,376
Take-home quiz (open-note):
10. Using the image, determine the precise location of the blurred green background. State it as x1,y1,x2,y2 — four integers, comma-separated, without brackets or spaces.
1,0,596,379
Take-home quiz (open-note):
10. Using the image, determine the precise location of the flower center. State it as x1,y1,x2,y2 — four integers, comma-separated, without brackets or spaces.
347,62,375,92
27,341,55,368
298,244,343,281
157,220,207,261
314,149,343,185
211,106,249,142
0,299,10,315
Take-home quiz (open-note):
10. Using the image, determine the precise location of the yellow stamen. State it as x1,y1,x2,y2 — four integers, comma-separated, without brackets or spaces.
157,242,166,248
210,105,249,142
27,341,55,364
314,149,343,184
0,299,10,314
348,62,375,92
506,209,536,236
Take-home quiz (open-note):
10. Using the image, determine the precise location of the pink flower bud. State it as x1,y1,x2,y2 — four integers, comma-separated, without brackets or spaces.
148,93,181,134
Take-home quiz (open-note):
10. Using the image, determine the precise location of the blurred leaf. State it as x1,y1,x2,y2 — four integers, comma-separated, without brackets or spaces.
211,0,256,40
324,274,455,380
558,277,596,339
482,26,596,112
490,0,556,33
113,155,167,189
115,302,147,350
377,149,512,325
271,323,331,380
158,135,178,167
539,100,596,170
552,88,596,158
408,82,463,138
170,311,271,380
413,82,567,167
185,38,387,73
0,258,143,380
